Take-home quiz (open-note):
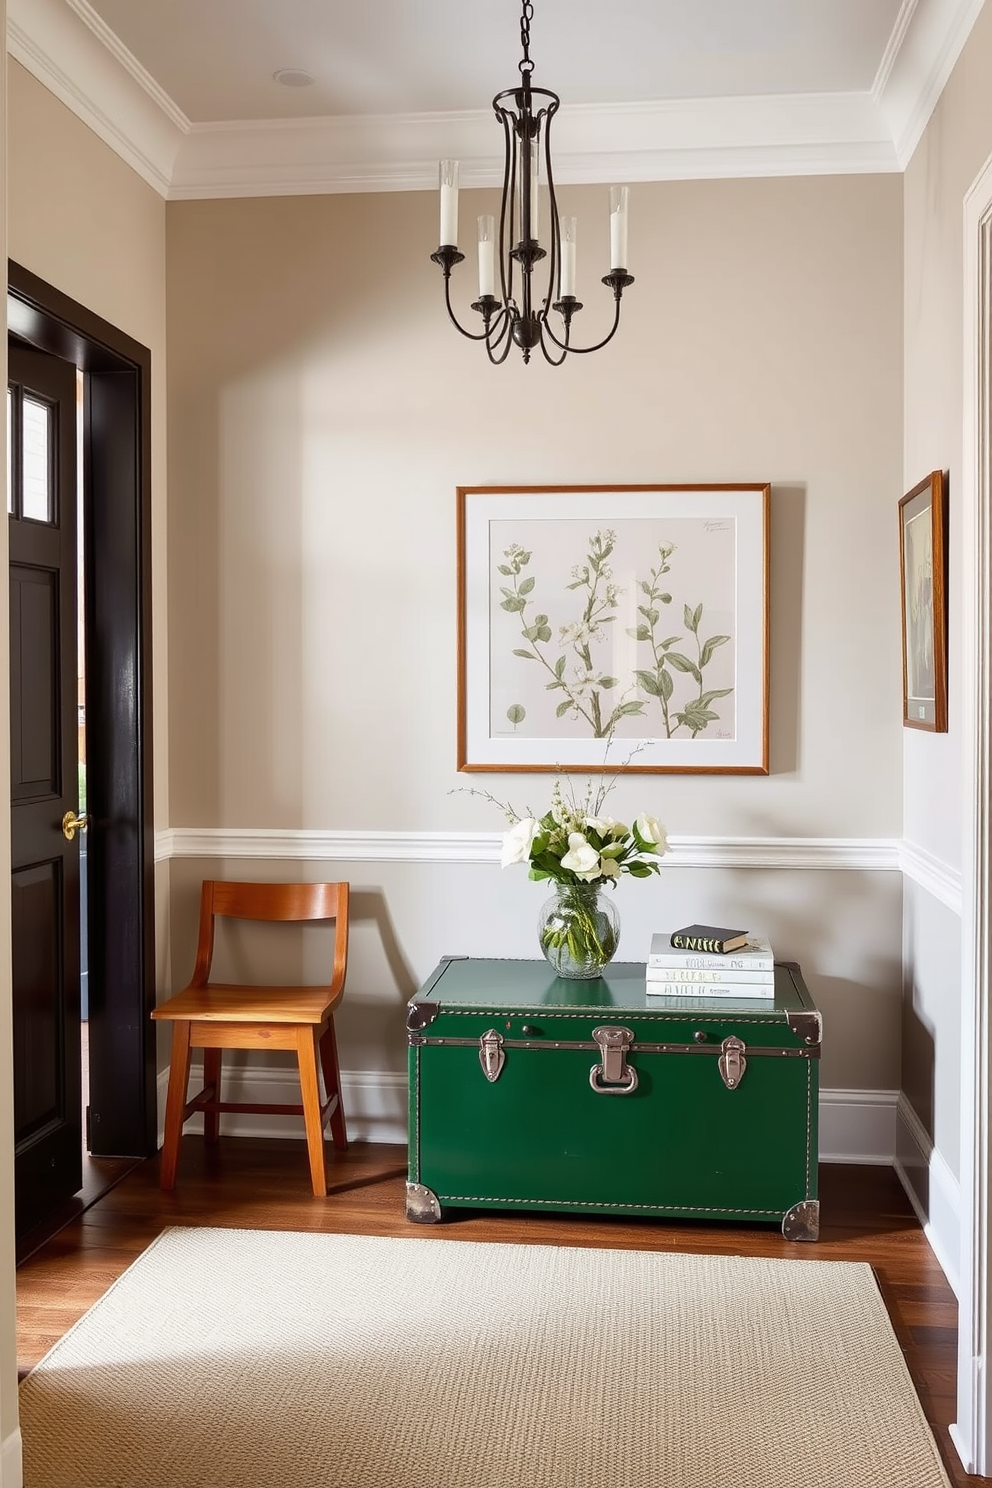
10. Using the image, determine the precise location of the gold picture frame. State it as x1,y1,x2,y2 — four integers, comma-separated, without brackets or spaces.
898,471,947,732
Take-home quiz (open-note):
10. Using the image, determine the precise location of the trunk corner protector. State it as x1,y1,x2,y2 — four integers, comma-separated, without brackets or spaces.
407,1000,440,1033
787,1009,822,1047
406,1183,443,1224
782,1199,820,1242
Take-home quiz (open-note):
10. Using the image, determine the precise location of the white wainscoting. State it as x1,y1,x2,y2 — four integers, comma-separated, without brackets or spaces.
154,825,963,1289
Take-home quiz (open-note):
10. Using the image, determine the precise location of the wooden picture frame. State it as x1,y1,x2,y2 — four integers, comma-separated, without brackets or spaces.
899,471,947,732
457,483,770,773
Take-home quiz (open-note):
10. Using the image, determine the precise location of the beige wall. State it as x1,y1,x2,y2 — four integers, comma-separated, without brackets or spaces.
900,1,992,1178
167,177,904,839
166,173,905,1091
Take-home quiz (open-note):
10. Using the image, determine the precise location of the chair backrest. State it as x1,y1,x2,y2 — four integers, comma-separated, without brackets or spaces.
190,880,349,992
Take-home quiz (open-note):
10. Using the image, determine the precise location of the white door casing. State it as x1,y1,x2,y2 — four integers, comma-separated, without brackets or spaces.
953,146,992,1476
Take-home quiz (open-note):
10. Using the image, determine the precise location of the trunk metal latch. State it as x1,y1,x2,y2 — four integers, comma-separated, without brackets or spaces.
479,1028,506,1083
718,1035,747,1090
589,1025,638,1095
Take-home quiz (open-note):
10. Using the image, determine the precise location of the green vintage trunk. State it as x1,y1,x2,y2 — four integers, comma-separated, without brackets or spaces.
407,957,821,1240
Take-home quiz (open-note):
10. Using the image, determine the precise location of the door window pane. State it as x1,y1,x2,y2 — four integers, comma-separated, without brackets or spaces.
23,396,53,523
7,389,12,515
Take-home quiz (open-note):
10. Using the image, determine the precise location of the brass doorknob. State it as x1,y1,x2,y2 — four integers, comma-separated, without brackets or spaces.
62,810,89,842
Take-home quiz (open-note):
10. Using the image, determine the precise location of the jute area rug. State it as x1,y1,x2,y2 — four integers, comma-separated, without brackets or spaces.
19,1226,950,1488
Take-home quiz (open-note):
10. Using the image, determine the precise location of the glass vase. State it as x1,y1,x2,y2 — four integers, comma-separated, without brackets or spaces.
537,882,620,980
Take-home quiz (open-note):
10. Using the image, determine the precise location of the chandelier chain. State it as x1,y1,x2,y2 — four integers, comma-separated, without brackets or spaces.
519,0,535,75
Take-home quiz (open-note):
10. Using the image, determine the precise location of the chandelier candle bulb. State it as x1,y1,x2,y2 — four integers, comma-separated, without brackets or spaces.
610,185,629,270
478,216,496,297
560,216,577,297
439,159,459,247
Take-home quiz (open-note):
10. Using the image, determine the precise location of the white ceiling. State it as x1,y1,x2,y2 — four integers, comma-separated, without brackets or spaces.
5,0,987,198
80,0,904,123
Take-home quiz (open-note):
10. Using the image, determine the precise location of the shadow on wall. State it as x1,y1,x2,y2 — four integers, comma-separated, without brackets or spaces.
334,886,421,1066
901,986,937,1141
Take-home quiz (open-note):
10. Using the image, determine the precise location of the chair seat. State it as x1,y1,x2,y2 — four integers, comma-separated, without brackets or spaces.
154,983,343,1025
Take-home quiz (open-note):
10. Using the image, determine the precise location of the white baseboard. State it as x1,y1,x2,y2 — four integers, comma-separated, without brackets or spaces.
894,1092,961,1298
818,1088,898,1164
0,1428,23,1488
158,1068,898,1165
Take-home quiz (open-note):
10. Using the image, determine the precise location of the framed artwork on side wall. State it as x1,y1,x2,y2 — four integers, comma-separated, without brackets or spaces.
898,470,948,732
457,483,770,773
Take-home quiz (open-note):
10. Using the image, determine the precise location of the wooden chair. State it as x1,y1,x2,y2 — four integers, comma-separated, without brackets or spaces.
152,880,349,1196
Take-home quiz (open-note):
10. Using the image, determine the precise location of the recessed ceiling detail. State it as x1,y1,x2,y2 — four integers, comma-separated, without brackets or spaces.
273,68,315,89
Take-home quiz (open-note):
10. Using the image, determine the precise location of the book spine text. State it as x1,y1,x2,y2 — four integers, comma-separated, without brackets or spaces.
645,984,776,999
648,953,774,971
646,967,775,984
671,934,732,953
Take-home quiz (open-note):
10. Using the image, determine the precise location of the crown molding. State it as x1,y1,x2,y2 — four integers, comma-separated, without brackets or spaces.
874,0,986,167
6,0,982,198
7,0,185,197
166,92,898,200
63,0,191,134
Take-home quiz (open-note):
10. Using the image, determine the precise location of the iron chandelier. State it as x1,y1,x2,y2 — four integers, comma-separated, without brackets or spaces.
430,0,634,365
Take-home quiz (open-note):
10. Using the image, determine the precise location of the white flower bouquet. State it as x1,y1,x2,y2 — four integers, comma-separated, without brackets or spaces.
499,778,668,886
463,773,669,977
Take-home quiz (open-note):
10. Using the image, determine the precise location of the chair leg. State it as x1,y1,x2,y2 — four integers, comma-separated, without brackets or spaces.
318,1017,348,1151
296,1026,328,1197
160,1019,193,1191
202,1047,222,1144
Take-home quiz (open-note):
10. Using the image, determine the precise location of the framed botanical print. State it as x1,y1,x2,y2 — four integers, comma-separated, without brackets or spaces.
457,483,770,773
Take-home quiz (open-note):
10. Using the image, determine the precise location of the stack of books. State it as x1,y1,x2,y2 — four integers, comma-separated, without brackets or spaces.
646,926,775,998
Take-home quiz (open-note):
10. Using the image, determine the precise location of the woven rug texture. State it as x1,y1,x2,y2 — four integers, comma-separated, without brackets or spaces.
18,1226,950,1488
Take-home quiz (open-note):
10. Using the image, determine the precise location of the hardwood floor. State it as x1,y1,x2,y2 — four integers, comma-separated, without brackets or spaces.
15,1138,981,1486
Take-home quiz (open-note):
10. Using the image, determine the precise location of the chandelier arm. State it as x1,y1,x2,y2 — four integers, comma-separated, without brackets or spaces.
537,319,569,366
485,308,516,353
539,99,561,320
493,307,516,349
542,294,623,355
485,323,517,365
496,108,516,307
441,275,504,342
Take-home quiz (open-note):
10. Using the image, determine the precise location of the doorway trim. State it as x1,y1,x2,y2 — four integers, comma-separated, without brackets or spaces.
7,261,156,1160
954,150,992,1474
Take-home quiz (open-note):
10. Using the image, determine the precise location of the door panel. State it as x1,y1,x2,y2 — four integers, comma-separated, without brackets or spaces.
11,565,58,796
8,340,82,1236
12,862,64,1134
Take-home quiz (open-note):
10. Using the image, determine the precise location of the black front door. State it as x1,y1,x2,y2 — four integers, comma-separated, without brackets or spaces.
8,340,83,1235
